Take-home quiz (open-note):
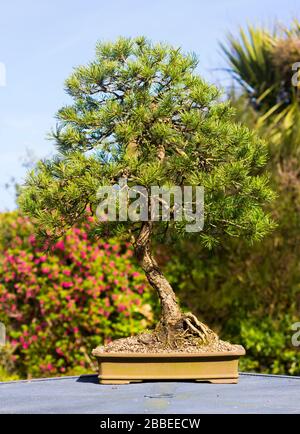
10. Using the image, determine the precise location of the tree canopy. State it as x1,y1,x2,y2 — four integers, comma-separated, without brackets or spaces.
19,36,274,248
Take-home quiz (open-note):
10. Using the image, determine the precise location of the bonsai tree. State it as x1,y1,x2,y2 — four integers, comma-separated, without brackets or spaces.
19,37,274,350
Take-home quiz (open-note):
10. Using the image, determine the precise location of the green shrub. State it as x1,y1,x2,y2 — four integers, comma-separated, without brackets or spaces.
0,212,154,378
0,346,20,381
163,235,300,375
238,317,300,375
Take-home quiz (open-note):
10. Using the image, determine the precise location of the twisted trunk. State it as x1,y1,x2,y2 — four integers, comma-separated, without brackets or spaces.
134,222,218,346
134,222,182,328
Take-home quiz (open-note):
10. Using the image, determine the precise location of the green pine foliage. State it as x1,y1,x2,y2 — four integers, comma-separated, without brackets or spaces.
19,37,275,247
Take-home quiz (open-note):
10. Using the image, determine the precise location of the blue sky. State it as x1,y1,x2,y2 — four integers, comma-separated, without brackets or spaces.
0,0,299,210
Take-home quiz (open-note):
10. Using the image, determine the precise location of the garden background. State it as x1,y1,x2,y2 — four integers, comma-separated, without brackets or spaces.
1,1,300,379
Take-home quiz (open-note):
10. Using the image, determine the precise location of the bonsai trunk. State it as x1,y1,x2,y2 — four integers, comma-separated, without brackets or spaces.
134,222,218,346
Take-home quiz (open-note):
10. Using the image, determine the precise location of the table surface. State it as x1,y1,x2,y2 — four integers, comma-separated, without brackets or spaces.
0,372,300,414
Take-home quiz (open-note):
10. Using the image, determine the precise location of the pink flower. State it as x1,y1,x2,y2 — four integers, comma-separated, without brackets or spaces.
73,327,79,334
117,304,126,313
62,281,73,288
28,234,36,244
55,240,65,251
56,347,64,356
63,269,71,276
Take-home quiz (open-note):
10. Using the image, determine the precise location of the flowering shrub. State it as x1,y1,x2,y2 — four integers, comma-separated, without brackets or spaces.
0,212,154,378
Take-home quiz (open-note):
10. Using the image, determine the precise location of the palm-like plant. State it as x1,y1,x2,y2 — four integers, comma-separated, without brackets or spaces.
221,22,300,159
220,26,277,110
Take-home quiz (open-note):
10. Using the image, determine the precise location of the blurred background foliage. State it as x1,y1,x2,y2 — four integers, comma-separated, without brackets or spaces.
0,212,154,380
163,20,300,375
1,20,300,380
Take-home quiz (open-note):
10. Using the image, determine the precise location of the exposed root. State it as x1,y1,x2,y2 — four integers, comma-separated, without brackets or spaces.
184,318,205,337
153,312,219,349
182,312,218,343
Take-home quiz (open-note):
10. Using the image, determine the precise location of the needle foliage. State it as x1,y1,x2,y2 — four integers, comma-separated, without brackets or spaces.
19,37,275,248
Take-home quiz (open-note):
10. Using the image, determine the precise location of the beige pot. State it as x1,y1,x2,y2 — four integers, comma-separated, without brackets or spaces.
92,346,245,384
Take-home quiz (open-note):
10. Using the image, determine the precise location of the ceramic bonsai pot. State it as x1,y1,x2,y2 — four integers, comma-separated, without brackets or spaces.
92,346,245,384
